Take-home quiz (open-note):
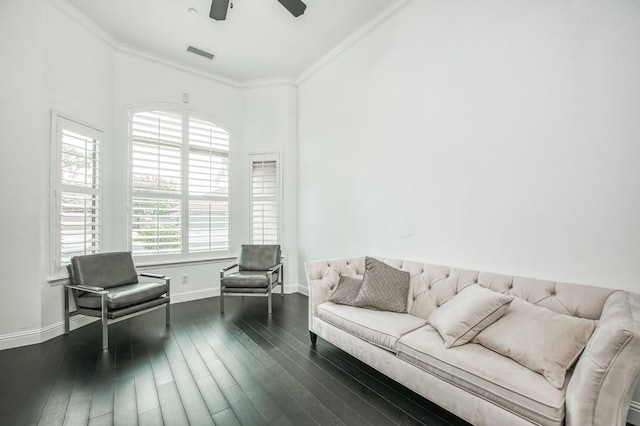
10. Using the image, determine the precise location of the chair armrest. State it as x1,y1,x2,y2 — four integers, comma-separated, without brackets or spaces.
268,263,283,273
221,263,239,273
220,263,239,280
139,273,169,279
63,283,107,294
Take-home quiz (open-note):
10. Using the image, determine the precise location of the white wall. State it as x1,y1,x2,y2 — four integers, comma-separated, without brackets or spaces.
0,0,47,339
298,0,640,293
241,84,299,289
0,0,299,348
40,1,116,333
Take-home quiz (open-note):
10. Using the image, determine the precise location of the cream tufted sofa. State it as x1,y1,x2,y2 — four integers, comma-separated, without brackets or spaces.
305,257,640,426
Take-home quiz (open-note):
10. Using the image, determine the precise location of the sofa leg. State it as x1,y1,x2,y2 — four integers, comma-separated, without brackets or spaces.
310,331,317,345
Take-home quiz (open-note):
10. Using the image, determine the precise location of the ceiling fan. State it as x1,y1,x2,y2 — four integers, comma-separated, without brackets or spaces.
210,0,307,21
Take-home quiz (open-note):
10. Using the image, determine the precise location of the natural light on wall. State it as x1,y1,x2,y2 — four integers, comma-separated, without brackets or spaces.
130,109,230,259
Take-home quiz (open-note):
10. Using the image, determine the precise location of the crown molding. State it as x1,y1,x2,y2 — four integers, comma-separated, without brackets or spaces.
295,0,415,85
45,0,414,90
44,0,119,48
117,43,244,88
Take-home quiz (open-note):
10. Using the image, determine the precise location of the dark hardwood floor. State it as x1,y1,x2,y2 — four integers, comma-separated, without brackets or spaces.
0,294,470,426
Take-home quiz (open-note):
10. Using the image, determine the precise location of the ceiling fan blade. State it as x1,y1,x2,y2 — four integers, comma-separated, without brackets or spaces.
210,0,230,20
276,0,307,17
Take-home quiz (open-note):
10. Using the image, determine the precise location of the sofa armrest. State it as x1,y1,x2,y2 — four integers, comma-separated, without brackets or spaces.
566,290,640,426
304,257,365,332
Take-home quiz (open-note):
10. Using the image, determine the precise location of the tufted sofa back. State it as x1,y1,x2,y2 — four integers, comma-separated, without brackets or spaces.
305,256,615,321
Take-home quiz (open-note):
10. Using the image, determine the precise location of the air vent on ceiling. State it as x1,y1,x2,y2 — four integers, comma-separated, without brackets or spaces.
187,45,214,60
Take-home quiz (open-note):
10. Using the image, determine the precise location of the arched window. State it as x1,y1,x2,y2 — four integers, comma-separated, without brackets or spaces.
129,109,230,259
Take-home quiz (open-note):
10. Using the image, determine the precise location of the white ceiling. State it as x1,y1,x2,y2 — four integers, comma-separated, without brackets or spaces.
66,0,396,82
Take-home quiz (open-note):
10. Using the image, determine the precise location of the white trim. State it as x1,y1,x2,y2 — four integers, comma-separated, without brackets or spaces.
117,43,242,88
296,283,309,296
46,0,414,89
629,400,640,425
0,285,307,350
45,0,119,48
0,315,97,351
295,0,416,84
171,288,220,304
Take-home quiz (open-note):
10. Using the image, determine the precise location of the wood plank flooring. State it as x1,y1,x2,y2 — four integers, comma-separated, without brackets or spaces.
0,294,471,425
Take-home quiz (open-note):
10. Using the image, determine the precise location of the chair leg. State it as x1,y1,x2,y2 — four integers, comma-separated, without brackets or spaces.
220,289,225,313
280,264,284,297
165,301,170,326
101,294,108,351
64,287,70,335
267,286,272,314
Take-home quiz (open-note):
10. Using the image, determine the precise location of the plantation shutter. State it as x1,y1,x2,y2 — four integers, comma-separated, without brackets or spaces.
188,117,229,252
250,155,279,244
130,110,230,258
131,111,183,255
56,117,102,267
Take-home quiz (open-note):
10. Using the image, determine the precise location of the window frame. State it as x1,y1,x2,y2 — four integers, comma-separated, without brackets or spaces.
49,111,104,278
127,106,233,264
249,152,282,245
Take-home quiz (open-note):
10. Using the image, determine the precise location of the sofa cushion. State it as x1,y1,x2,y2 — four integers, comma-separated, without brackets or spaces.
328,276,363,306
76,281,168,310
473,298,596,389
318,302,426,352
428,284,514,348
397,325,567,425
354,257,410,313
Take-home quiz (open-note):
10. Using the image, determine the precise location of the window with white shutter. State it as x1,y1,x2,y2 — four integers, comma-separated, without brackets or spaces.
250,154,280,245
130,109,230,259
50,115,102,275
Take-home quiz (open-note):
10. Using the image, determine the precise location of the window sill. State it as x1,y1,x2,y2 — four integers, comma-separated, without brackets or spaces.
47,255,238,286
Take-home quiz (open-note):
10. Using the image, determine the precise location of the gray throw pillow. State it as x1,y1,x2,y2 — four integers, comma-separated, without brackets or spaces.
328,276,363,306
354,257,410,313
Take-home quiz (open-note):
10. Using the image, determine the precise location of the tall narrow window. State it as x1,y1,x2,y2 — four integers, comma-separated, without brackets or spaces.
250,154,280,244
130,109,230,259
51,115,102,275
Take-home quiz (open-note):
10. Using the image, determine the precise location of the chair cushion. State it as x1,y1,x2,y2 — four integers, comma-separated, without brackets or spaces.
318,302,426,352
397,325,566,425
76,281,168,310
238,245,281,271
71,251,138,289
221,271,276,289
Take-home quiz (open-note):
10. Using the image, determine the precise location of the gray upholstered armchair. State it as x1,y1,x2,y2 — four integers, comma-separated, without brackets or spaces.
220,245,283,314
64,251,170,350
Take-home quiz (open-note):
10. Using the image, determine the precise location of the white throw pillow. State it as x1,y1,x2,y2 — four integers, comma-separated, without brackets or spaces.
428,284,514,348
473,297,596,389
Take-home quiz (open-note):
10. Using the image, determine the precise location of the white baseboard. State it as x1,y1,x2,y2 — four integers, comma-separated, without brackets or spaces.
628,400,640,425
0,285,307,350
0,315,97,351
297,283,308,296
